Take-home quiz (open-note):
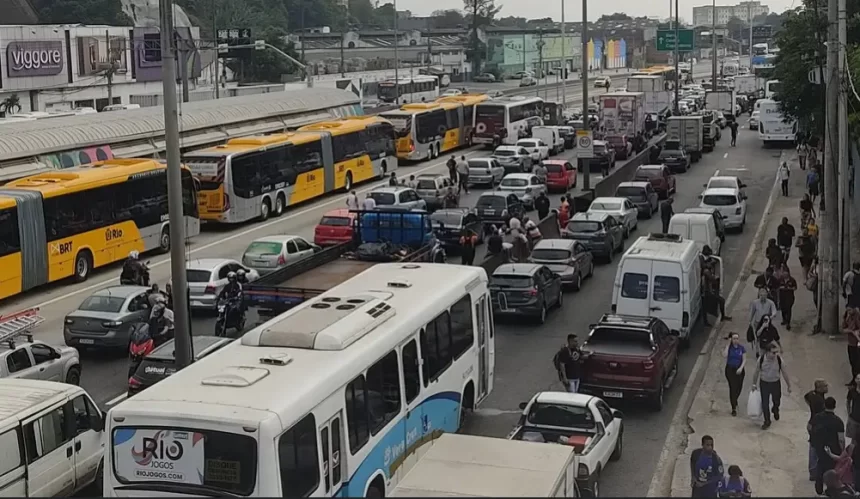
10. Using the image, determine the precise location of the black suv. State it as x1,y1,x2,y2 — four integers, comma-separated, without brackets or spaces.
474,192,525,230
489,263,564,324
562,212,625,262
579,140,616,173
430,208,484,249
128,336,232,396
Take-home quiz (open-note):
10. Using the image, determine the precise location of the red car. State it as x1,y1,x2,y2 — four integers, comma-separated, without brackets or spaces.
605,134,634,160
633,164,676,199
543,159,577,192
314,209,356,246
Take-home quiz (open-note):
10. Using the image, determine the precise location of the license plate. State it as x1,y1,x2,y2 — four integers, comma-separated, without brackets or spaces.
603,391,623,398
78,339,95,345
484,210,495,215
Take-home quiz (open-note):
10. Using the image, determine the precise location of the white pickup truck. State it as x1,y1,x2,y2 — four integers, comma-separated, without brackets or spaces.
508,392,624,498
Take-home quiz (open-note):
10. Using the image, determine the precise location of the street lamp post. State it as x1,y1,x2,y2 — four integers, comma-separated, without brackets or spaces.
582,0,590,189
673,0,680,114
711,0,718,88
560,0,566,106
536,28,545,98
393,0,400,103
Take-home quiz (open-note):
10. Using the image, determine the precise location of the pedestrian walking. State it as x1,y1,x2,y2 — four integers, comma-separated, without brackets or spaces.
553,334,586,393
752,344,792,430
846,375,860,441
809,256,821,309
747,288,777,350
843,308,860,382
808,167,821,203
843,263,860,309
777,217,796,261
812,397,846,494
388,172,398,187
798,142,809,170
690,435,725,497
362,193,377,211
558,197,571,228
346,190,360,211
754,266,780,308
806,379,830,482
456,155,470,194
778,265,797,329
535,192,551,221
778,161,791,196
723,333,747,416
446,155,458,184
718,465,752,498
801,193,816,228
443,187,459,209
533,161,548,184
765,239,785,270
660,198,675,233
730,121,739,147
459,228,478,266
799,230,817,282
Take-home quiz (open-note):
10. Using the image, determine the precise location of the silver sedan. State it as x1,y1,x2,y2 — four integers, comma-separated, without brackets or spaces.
587,197,639,238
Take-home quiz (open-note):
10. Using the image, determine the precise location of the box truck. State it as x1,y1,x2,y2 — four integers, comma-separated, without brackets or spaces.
667,115,704,162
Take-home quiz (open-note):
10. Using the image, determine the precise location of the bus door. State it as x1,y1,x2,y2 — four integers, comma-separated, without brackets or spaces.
399,338,425,474
442,107,461,152
318,413,344,497
475,294,494,403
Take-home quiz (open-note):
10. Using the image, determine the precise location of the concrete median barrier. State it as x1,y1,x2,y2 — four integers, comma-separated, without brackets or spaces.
593,134,667,199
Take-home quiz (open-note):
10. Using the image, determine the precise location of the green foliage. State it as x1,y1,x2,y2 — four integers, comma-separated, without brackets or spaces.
35,0,130,25
431,9,467,28
463,0,500,71
224,27,301,83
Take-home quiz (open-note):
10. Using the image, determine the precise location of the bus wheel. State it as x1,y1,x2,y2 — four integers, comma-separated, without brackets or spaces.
159,227,171,253
259,199,271,221
274,195,285,217
344,171,354,192
73,251,92,283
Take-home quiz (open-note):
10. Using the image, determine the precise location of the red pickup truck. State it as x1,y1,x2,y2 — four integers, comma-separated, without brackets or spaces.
579,314,680,411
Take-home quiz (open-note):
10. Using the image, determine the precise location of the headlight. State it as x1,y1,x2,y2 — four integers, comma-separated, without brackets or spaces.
578,463,590,478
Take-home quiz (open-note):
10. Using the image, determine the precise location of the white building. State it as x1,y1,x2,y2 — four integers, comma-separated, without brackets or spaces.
692,1,769,26
0,24,214,114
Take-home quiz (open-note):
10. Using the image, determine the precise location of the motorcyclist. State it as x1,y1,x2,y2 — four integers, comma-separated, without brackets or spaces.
148,296,174,346
120,251,142,285
217,272,244,327
236,269,249,285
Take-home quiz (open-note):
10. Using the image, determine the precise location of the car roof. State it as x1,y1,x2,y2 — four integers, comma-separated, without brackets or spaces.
372,186,412,193
187,258,236,270
323,208,354,218
571,212,610,221
590,197,627,206
468,157,495,162
702,187,740,195
532,391,596,407
493,263,542,275
596,314,658,329
638,164,664,170
708,176,740,182
432,207,470,216
494,145,520,151
503,173,533,180
533,238,576,250
91,285,149,299
542,159,569,165
148,336,232,361
685,207,718,215
617,181,650,189
416,173,445,179
516,138,538,142
251,235,300,243
479,191,507,198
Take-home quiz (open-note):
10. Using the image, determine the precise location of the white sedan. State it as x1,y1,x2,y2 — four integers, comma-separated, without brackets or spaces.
516,138,550,162
508,392,623,498
749,110,760,130
587,197,639,238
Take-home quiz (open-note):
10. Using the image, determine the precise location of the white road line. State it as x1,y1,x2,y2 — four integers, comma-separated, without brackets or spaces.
723,153,729,159
106,392,128,407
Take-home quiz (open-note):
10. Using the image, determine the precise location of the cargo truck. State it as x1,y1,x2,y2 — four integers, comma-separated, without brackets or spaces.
243,210,441,315
599,91,644,159
390,433,581,497
733,74,765,97
705,90,737,123
667,115,704,162
626,75,671,116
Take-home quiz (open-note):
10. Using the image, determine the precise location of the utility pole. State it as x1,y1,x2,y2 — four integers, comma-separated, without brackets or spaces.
582,0,590,190
711,0,717,87
537,28,545,98
178,34,190,103
673,0,679,114
822,0,840,336
393,0,400,103
212,0,219,99
159,0,192,368
747,2,752,66
839,0,849,274
560,0,566,107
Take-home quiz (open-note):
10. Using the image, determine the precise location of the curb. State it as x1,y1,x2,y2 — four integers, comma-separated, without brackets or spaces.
645,149,789,497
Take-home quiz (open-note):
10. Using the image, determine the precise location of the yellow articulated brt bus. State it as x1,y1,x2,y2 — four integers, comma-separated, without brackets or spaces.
184,115,397,224
0,158,200,301
380,93,489,162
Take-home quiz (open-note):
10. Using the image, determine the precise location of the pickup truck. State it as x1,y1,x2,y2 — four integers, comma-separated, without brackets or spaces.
578,314,679,411
509,392,624,498
243,210,442,316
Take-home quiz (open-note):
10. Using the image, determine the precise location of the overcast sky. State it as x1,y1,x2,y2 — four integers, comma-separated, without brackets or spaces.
397,0,797,23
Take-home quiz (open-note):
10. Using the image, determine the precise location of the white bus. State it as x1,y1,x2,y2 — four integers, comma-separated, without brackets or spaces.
378,75,441,104
473,96,544,147
752,43,769,56
105,263,495,498
757,98,796,144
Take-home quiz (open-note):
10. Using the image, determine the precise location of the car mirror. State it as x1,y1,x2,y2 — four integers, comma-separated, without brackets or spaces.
740,183,747,188
52,351,61,360
698,194,703,199
519,402,528,410
91,413,105,432
702,183,707,187
588,323,596,329
612,409,624,419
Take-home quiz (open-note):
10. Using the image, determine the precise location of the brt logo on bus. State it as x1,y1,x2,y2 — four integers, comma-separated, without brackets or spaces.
51,242,72,255
105,228,124,241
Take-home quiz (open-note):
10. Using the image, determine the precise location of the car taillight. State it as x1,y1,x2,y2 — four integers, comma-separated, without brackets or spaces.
410,143,415,152
735,207,742,215
277,254,286,265
528,287,539,296
102,320,122,328
223,193,230,210
204,285,216,295
643,360,655,370
682,312,690,327
128,377,141,388
578,463,590,478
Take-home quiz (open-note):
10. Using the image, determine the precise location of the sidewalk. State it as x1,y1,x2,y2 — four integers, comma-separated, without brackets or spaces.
669,152,851,497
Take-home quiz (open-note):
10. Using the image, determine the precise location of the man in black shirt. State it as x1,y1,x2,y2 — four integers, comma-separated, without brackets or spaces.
553,334,587,393
812,397,846,495
777,217,796,259
805,379,829,481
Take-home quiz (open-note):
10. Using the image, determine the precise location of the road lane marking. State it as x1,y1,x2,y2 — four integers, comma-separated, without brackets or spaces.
106,392,128,407
723,153,729,159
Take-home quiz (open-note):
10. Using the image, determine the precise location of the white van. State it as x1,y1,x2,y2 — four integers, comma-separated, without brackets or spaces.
668,213,721,255
531,126,565,155
0,379,105,497
612,234,722,346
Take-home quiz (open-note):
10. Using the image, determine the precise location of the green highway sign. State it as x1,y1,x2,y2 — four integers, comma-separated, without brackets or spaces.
656,29,695,51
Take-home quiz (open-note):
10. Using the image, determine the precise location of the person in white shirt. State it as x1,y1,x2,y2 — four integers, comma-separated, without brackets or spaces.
346,190,359,211
362,194,377,211
778,161,790,196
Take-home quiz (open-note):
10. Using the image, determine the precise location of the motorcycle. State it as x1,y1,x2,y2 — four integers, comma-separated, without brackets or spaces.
215,297,245,337
127,323,155,381
120,260,151,286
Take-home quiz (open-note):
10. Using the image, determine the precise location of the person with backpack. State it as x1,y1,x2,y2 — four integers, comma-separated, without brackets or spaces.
752,343,792,430
808,166,821,203
812,398,846,495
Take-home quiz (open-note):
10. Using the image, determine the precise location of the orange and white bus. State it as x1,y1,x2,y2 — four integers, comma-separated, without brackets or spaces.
0,158,200,300
379,93,489,161
184,116,397,224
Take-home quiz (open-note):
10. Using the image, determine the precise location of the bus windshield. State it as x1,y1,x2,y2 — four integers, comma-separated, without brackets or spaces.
379,114,412,137
378,84,398,101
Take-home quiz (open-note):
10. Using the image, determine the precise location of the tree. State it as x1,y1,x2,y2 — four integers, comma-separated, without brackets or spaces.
349,0,376,26
374,2,395,28
36,0,131,25
225,27,301,83
431,9,466,28
726,16,745,39
463,0,500,72
527,17,553,26
598,12,632,22
495,16,527,28
0,95,21,117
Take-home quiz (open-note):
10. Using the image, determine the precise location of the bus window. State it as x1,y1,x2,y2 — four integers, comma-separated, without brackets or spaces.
416,109,447,144
0,207,20,257
332,132,365,163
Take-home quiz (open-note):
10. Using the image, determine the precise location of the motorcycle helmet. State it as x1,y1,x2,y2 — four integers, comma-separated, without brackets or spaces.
129,250,139,260
237,269,246,280
227,271,237,282
151,303,165,318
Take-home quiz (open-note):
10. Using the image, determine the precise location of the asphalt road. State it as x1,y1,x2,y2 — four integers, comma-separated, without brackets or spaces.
461,127,785,497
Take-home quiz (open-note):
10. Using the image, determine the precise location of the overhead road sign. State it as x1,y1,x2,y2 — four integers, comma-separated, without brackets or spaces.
656,29,695,51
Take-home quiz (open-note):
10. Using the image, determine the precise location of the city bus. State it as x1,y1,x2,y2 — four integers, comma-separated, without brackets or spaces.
379,94,489,161
183,116,397,224
0,158,200,300
757,98,796,144
378,75,441,104
105,262,495,497
473,96,544,147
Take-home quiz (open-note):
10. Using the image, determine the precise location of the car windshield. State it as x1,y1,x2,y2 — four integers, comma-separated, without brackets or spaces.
494,150,516,157
606,136,625,145
616,186,646,199
319,216,351,227
636,168,662,178
476,196,505,208
588,327,653,349
526,402,596,430
416,179,438,190
531,248,571,260
590,202,621,211
594,144,606,153
430,212,464,227
244,241,282,256
369,192,396,205
518,141,537,148
708,179,738,189
468,160,491,169
660,150,682,158
186,269,213,283
501,178,528,187
567,221,602,232
78,295,126,313
544,163,563,173
491,275,533,287
703,194,738,206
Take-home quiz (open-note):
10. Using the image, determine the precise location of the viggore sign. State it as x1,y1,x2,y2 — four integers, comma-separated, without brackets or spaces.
6,41,64,77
